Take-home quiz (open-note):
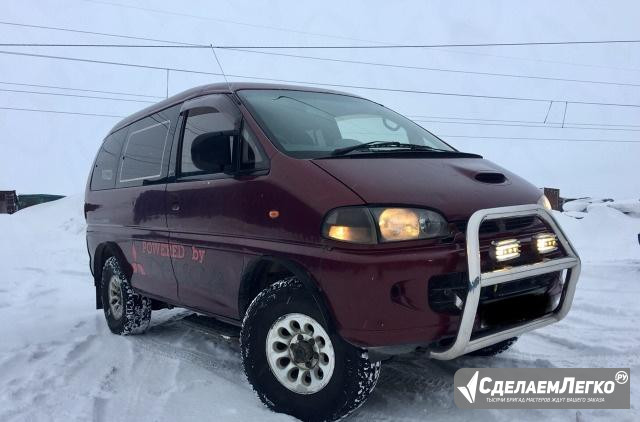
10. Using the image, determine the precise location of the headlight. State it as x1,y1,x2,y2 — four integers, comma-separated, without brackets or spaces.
538,194,552,211
371,207,449,242
322,206,449,244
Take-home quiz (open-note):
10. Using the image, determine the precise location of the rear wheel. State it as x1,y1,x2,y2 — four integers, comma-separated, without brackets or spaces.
241,277,380,421
101,256,151,335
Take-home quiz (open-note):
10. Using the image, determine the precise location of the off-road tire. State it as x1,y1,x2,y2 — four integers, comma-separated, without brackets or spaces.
101,256,151,335
467,337,518,357
241,277,381,422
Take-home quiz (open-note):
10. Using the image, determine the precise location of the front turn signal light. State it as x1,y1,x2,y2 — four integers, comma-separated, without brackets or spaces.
327,225,374,244
322,207,377,244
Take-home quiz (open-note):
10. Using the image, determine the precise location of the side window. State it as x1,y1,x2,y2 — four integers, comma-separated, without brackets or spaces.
91,129,127,190
120,118,170,182
239,124,268,172
180,106,236,176
174,95,269,178
118,105,180,186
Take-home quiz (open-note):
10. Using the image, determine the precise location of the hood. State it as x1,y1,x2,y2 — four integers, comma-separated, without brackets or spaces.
312,157,542,221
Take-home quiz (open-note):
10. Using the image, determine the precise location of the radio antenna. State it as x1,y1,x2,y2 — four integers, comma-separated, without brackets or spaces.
210,43,231,91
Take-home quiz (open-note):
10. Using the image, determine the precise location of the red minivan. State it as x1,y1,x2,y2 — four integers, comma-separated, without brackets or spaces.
85,83,580,421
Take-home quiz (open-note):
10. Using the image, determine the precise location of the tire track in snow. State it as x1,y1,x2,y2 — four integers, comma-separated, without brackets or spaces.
126,320,245,385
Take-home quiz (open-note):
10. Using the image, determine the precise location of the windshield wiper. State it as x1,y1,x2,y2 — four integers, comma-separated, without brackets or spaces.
331,141,450,156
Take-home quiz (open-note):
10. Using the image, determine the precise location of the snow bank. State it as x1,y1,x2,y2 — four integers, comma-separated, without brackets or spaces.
556,199,640,263
563,197,640,217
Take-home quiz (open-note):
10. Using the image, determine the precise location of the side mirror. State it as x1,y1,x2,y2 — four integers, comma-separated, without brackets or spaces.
191,131,234,174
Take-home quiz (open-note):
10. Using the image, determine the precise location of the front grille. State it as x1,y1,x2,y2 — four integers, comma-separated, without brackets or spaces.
505,216,536,231
453,216,537,235
428,271,559,315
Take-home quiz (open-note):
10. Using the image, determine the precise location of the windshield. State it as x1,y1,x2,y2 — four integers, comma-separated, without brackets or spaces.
237,89,455,158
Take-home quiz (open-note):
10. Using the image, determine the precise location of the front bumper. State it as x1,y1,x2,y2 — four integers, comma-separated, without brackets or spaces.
429,204,581,360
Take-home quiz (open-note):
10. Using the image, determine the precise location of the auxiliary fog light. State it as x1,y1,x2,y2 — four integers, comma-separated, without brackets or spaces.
534,233,558,254
491,239,521,262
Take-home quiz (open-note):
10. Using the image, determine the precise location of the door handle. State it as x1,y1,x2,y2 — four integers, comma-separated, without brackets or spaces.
171,202,181,212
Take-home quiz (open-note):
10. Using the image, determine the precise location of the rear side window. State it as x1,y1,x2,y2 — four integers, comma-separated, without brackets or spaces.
91,129,127,190
120,119,170,182
118,105,180,186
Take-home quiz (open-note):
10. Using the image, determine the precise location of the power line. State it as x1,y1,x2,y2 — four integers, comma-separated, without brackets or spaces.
407,114,640,129
0,43,208,48
0,22,636,144
412,118,640,132
0,20,196,46
3,49,640,109
82,0,381,45
0,80,163,98
0,105,125,118
222,48,640,88
439,48,640,73
219,73,640,108
2,21,639,88
440,134,640,144
0,49,223,75
3,39,640,49
0,87,155,103
77,0,640,76
4,20,640,75
561,121,640,128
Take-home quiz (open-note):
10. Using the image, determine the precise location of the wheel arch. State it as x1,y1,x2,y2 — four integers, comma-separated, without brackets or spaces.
92,241,130,309
238,255,336,332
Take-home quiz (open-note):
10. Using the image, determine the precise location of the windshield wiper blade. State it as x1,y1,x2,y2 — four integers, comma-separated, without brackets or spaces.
399,144,452,153
331,141,450,156
331,141,401,156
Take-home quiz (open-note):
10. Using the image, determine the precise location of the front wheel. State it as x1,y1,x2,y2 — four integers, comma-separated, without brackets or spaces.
241,278,380,421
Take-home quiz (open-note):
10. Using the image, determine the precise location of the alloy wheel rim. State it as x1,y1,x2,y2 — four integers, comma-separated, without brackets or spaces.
108,275,124,320
265,313,335,394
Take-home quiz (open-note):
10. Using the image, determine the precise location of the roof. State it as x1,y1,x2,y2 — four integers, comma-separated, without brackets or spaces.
108,82,359,135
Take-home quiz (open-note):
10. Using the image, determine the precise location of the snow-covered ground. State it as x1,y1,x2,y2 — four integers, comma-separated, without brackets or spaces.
0,196,638,421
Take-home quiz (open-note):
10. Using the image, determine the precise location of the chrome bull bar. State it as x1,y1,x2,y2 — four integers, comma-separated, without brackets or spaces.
430,204,581,360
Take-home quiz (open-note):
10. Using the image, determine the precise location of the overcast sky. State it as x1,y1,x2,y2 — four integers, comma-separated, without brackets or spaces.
1,0,639,198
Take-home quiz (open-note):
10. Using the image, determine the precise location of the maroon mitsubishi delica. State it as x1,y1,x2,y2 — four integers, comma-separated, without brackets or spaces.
85,83,580,421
